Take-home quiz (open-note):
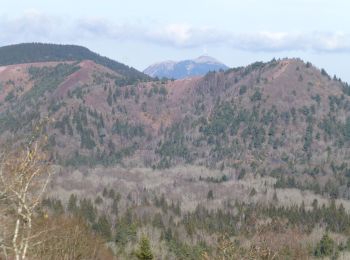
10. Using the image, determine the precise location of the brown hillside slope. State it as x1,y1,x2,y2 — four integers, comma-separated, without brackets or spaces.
1,58,350,195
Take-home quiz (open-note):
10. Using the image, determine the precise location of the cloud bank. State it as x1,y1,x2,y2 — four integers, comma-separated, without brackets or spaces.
1,10,350,53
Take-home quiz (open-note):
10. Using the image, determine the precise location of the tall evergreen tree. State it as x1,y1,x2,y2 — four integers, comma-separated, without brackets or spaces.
135,235,154,260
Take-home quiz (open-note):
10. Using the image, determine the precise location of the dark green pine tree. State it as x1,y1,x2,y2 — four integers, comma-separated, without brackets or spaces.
314,233,336,257
135,235,154,260
67,194,78,214
94,214,111,240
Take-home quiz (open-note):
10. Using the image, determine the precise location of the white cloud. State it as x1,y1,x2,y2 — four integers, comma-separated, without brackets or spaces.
158,24,192,45
145,26,350,53
1,11,350,53
144,23,231,48
311,32,350,52
0,9,72,44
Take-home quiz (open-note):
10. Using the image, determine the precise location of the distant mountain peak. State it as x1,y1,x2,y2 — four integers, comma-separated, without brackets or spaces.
144,56,228,79
193,55,221,64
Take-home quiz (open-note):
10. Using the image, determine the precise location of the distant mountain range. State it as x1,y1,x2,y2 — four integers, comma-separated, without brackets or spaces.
2,42,350,177
1,42,350,176
143,56,229,79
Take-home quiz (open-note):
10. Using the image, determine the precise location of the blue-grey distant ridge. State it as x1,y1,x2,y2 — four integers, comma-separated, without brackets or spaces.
143,56,229,79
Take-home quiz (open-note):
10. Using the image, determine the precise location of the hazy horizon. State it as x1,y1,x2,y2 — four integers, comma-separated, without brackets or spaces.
1,0,350,82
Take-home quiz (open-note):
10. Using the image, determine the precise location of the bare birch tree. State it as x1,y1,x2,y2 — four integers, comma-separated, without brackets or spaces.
0,137,52,260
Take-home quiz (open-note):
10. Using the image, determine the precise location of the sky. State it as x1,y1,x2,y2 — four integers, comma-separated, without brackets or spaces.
1,0,350,82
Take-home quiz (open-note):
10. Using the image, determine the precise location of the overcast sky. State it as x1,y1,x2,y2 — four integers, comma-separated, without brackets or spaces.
1,0,349,81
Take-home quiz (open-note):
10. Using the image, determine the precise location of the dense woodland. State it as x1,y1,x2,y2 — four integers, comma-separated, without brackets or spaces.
38,188,350,259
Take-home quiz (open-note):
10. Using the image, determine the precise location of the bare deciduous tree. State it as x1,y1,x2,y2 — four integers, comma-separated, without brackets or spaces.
32,215,114,260
0,138,52,260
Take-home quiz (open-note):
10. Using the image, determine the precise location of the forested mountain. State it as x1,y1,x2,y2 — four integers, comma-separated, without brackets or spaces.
0,43,150,83
2,45,350,259
2,56,350,184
